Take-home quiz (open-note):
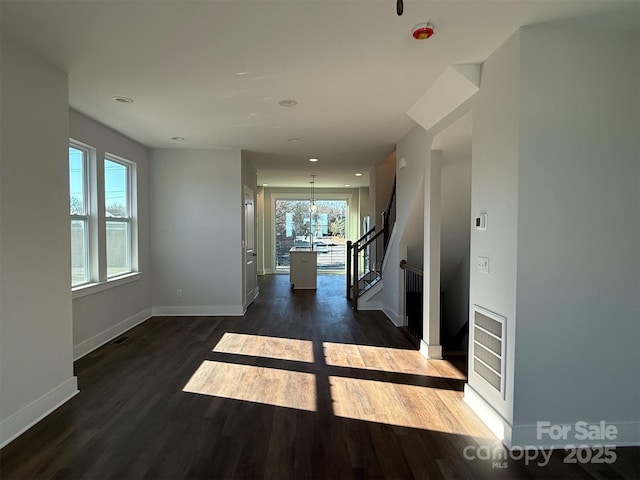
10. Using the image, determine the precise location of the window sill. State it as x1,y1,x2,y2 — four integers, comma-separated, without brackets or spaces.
72,272,141,300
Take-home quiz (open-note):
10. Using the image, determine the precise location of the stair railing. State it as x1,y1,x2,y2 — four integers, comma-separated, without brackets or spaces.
347,228,385,310
346,177,396,310
346,226,374,299
400,259,423,342
383,177,396,252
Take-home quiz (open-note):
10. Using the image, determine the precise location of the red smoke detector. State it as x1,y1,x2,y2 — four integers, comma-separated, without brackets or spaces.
412,22,435,40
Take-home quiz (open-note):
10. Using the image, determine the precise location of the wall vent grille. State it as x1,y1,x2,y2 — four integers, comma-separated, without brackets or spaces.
472,306,506,397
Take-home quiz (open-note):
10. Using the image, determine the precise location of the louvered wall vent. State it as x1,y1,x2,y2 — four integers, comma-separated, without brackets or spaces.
472,306,506,398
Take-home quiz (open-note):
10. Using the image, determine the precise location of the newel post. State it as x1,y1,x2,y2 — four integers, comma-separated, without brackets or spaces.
346,240,352,299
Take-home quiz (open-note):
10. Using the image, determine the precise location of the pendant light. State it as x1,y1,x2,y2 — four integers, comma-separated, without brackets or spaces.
310,175,317,213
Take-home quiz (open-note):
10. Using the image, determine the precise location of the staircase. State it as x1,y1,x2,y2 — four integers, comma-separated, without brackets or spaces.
347,179,395,310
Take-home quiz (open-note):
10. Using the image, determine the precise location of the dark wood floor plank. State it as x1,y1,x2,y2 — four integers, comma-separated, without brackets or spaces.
1,274,638,480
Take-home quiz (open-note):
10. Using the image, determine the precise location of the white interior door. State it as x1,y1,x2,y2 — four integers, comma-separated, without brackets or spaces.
244,186,258,304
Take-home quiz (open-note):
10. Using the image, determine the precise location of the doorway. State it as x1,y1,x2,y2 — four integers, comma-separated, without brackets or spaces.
274,198,348,273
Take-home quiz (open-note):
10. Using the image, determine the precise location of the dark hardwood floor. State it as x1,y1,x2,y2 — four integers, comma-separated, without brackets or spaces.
1,274,638,479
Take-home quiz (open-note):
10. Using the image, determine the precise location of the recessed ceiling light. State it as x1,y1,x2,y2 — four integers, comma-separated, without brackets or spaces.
113,96,133,104
288,138,300,143
344,184,351,187
263,183,268,186
279,99,298,107
249,112,259,116
355,172,363,177
171,136,185,141
236,72,249,76
309,158,319,163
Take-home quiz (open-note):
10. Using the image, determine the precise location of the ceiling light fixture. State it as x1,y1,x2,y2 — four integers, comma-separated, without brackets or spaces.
355,172,363,177
288,138,300,143
171,136,185,141
309,158,319,163
279,99,298,107
344,184,351,187
113,96,133,103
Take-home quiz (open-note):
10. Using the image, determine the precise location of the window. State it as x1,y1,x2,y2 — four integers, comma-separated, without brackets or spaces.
69,145,89,286
274,198,348,272
68,142,138,289
104,157,132,277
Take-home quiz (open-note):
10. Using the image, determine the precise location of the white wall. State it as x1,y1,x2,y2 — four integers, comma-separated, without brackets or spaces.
69,110,152,359
0,39,78,447
384,125,431,326
390,94,476,355
467,31,521,432
441,250,470,351
439,144,472,351
358,187,370,237
373,151,396,231
439,143,472,290
512,24,639,446
150,149,244,315
467,23,640,448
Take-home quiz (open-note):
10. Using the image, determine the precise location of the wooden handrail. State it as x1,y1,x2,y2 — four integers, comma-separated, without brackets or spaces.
354,226,375,246
356,228,384,252
400,259,423,277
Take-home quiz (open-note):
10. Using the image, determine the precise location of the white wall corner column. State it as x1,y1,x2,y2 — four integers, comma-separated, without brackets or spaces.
422,155,442,359
0,38,78,448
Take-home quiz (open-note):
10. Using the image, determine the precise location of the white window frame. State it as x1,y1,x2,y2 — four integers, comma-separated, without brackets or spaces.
70,142,140,298
104,154,135,279
70,142,91,286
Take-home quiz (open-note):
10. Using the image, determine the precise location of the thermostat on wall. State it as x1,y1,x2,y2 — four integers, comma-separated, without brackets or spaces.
475,213,487,230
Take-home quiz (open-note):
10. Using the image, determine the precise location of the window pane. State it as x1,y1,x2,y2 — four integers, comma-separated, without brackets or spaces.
274,199,347,272
314,200,347,271
71,219,88,285
69,147,85,215
106,220,131,277
104,159,128,218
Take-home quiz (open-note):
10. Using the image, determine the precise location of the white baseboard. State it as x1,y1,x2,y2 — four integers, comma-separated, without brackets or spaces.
382,305,402,326
464,384,640,449
464,383,509,445
151,305,245,316
73,307,152,360
357,301,382,311
0,376,79,448
508,421,640,449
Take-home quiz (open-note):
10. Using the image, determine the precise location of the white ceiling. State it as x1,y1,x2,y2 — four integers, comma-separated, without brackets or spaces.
1,0,637,187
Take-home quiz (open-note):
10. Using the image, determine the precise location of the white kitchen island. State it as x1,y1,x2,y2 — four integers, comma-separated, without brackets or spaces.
289,247,318,289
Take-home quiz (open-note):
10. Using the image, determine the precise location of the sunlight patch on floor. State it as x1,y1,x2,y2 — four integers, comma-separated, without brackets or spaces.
213,332,314,363
184,360,317,411
330,376,475,435
324,342,435,376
